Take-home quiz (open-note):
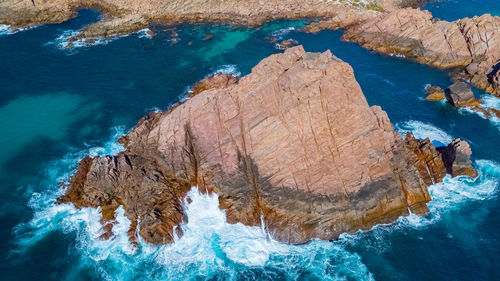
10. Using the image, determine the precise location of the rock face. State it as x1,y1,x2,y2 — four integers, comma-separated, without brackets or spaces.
59,46,476,245
437,139,477,178
426,86,445,101
343,8,472,68
446,82,479,107
342,9,500,95
0,0,407,41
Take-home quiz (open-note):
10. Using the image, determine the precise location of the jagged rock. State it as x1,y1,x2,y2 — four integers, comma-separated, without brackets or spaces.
342,9,500,95
487,62,500,95
59,46,476,245
466,62,479,75
0,0,395,40
426,86,446,101
189,73,239,97
446,82,480,107
437,139,478,178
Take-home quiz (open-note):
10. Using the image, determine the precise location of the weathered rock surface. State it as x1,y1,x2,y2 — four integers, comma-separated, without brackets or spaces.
342,9,500,95
0,0,406,41
343,8,472,68
437,139,478,178
59,46,476,245
425,86,445,101
446,82,480,107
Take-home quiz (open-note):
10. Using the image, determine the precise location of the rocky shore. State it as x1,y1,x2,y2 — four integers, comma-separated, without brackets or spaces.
340,8,500,96
2,1,498,97
0,0,391,41
58,46,476,245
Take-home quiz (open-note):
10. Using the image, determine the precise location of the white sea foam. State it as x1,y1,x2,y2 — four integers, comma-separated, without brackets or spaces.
137,28,153,39
389,53,406,58
0,24,37,36
47,30,130,52
0,24,14,36
15,120,499,280
270,27,295,40
459,94,500,130
395,120,453,144
211,64,241,77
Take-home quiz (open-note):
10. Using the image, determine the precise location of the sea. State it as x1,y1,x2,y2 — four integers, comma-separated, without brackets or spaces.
0,1,499,280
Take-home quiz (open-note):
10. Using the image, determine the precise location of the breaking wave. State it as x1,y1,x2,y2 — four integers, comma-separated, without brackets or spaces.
211,64,241,77
46,28,153,53
395,120,453,145
14,121,499,280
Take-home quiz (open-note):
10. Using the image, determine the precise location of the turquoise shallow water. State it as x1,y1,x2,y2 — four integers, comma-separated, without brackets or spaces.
1,3,500,280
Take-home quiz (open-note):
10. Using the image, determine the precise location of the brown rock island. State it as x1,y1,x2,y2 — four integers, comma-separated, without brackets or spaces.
58,46,476,245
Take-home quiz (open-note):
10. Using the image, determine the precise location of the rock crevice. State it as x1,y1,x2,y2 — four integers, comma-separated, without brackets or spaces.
59,46,476,245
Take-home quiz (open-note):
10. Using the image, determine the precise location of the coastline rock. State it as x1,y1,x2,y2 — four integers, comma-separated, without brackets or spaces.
437,139,478,178
445,82,480,107
59,46,476,245
0,0,396,40
343,8,472,68
342,9,500,95
425,86,446,101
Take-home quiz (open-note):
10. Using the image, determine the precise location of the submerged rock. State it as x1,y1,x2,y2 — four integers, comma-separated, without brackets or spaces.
59,46,477,245
446,82,480,107
277,39,299,50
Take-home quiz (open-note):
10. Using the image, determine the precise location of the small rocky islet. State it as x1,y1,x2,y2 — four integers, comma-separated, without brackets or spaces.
2,0,497,249
58,46,477,245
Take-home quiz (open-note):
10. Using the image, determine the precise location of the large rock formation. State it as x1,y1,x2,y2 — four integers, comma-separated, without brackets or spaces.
342,8,500,95
0,0,408,41
59,46,476,245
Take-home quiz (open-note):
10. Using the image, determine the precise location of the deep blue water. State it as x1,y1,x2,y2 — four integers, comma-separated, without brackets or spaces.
424,0,500,21
1,3,499,280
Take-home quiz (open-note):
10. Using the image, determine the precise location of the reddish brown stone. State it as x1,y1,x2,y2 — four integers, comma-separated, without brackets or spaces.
60,46,476,245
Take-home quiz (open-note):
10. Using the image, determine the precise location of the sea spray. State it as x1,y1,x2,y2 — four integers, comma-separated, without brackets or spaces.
395,120,453,144
459,94,500,130
14,121,499,281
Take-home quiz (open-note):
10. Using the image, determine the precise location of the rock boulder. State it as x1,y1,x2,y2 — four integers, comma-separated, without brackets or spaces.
446,82,479,107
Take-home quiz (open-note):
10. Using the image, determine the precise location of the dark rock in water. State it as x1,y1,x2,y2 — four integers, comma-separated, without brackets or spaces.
277,39,299,50
58,46,477,245
488,62,500,95
203,33,214,40
446,82,480,107
425,86,445,101
437,139,478,178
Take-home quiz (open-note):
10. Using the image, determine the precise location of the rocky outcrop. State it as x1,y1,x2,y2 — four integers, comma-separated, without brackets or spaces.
342,9,500,95
437,139,477,178
446,82,480,107
59,46,476,245
342,8,472,68
425,86,445,101
0,0,411,42
188,73,239,97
